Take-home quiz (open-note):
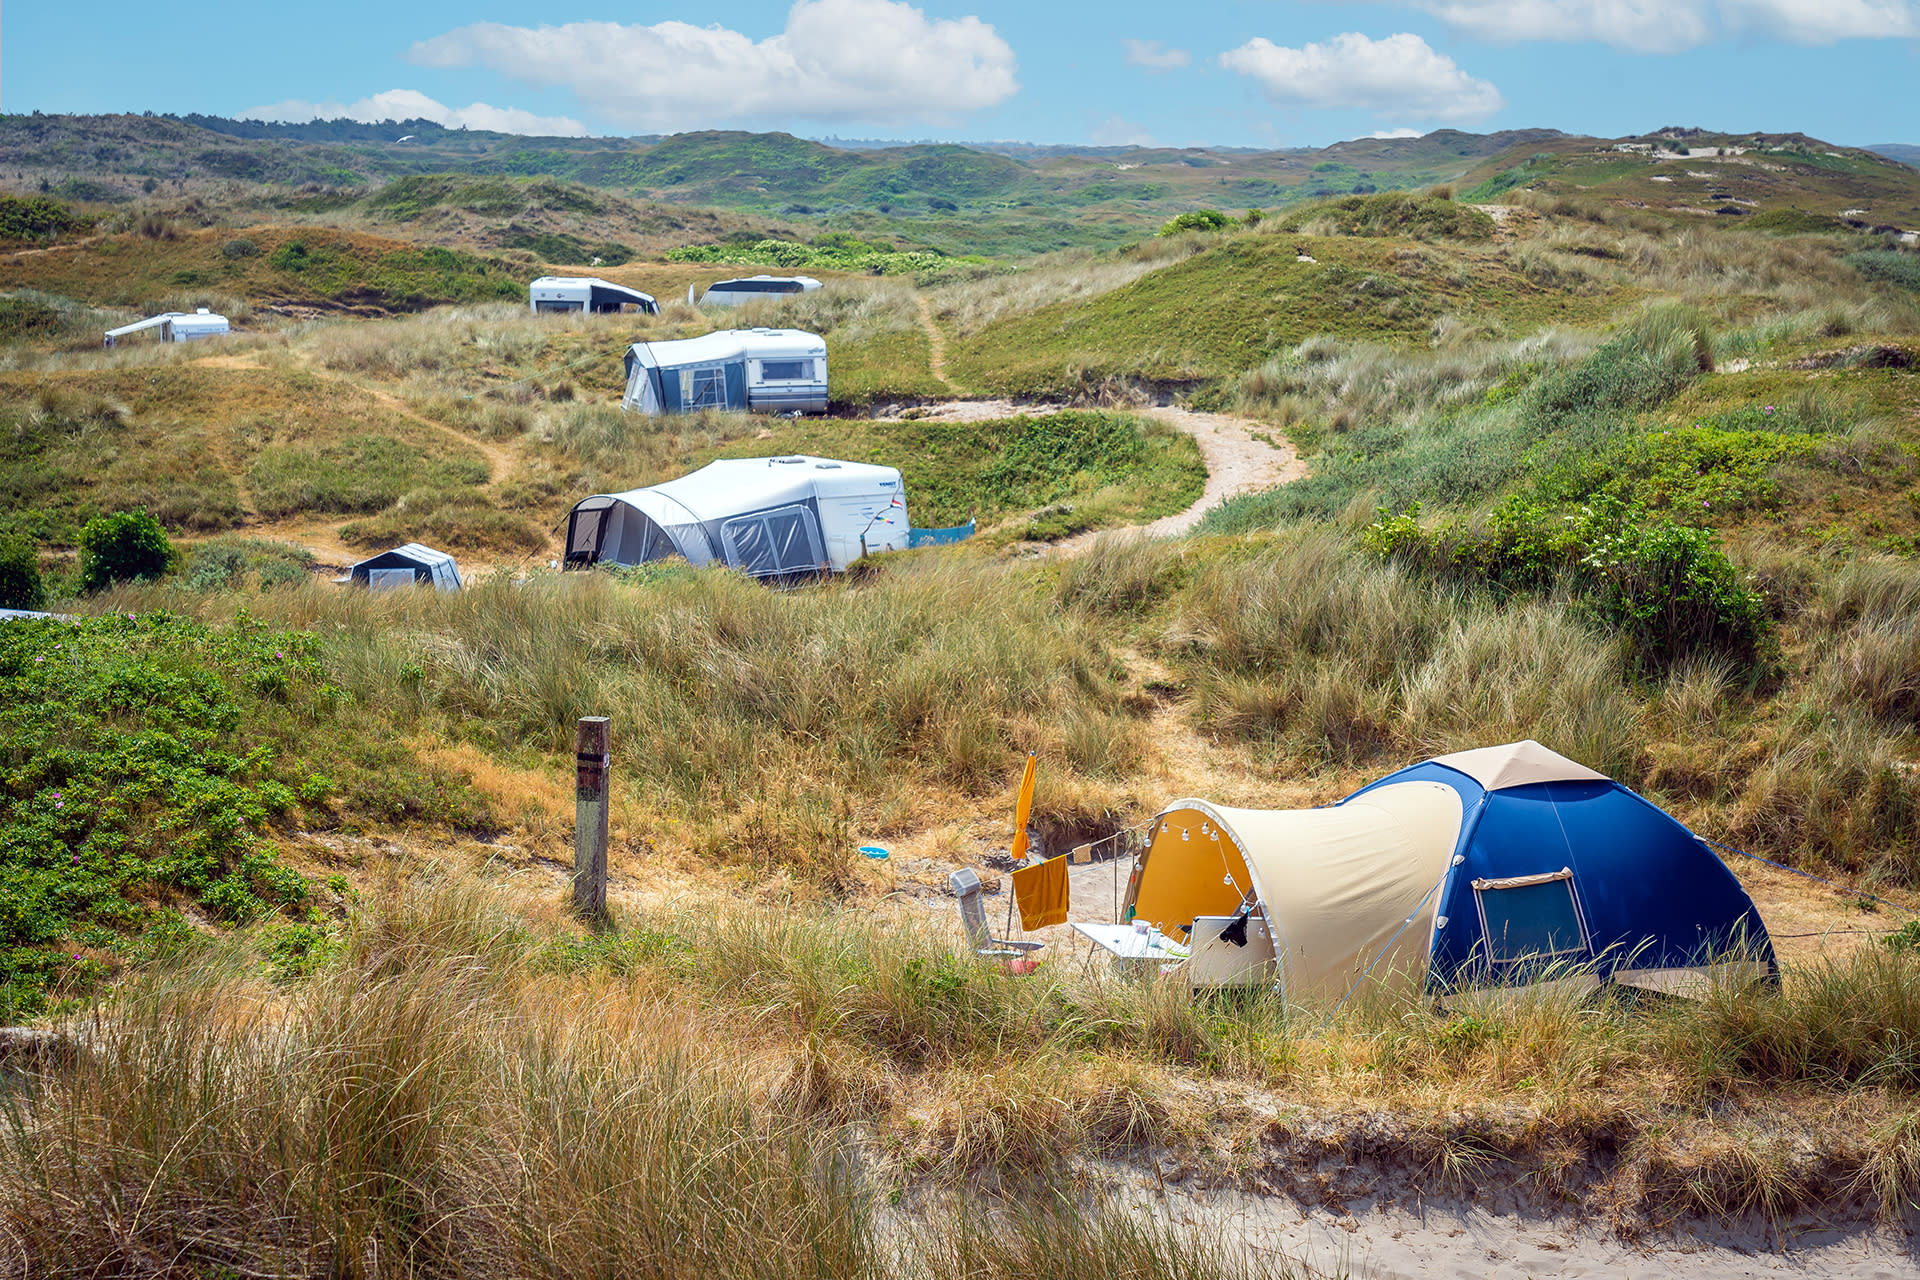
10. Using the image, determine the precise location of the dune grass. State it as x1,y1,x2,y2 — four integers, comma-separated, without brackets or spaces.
14,864,1920,1275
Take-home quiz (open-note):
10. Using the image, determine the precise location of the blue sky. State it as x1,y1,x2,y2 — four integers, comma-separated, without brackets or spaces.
6,1,1919,148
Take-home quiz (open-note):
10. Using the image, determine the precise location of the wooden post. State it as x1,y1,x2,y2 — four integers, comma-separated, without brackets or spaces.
573,717,610,921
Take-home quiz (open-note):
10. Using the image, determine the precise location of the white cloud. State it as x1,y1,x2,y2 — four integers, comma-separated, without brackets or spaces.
1091,115,1159,146
1357,0,1915,52
1721,0,1918,43
1370,127,1425,138
1219,32,1505,123
239,88,587,136
409,0,1018,132
1409,0,1712,53
1124,38,1191,70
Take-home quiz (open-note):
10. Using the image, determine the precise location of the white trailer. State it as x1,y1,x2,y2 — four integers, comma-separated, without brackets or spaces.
103,308,230,347
700,275,823,307
528,276,659,314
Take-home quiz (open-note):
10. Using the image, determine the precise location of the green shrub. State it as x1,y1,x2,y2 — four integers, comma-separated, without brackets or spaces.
1533,424,1822,518
78,510,172,592
220,237,259,259
0,615,327,1015
1157,210,1232,237
0,195,91,242
186,538,315,592
0,537,45,611
1363,497,1775,674
1847,250,1920,292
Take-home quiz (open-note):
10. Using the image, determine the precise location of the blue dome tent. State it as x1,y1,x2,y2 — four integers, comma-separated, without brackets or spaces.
1124,740,1776,999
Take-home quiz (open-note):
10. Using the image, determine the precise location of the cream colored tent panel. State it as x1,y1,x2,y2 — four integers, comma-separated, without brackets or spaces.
1428,739,1606,791
1128,782,1463,1001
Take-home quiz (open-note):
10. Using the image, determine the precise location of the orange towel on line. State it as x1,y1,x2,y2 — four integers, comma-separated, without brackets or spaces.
1012,854,1070,930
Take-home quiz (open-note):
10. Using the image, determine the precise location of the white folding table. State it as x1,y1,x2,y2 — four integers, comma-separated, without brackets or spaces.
1071,922,1190,971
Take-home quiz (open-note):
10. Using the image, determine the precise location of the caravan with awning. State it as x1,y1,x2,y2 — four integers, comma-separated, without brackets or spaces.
563,456,908,579
621,328,827,416
1124,740,1775,1000
103,308,229,347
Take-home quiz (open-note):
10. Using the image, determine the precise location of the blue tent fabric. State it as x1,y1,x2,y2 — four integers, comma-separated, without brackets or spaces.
1348,752,1774,990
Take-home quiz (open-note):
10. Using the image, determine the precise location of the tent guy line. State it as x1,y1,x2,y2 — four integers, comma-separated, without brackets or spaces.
1704,837,1920,919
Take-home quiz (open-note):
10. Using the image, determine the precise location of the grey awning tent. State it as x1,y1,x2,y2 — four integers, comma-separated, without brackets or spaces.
621,328,828,417
564,456,909,578
341,543,462,592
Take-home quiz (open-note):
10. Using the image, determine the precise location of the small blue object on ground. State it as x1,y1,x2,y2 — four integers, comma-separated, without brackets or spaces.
859,845,891,860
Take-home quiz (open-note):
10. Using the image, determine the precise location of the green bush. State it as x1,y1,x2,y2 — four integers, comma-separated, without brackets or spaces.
220,237,259,259
1847,250,1920,292
1363,497,1775,673
78,510,172,592
0,195,91,242
0,615,326,1015
1157,209,1232,237
0,536,45,611
1533,424,1822,518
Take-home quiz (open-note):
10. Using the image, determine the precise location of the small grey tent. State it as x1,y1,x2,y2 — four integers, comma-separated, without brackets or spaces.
343,544,462,592
622,328,827,416
564,456,908,579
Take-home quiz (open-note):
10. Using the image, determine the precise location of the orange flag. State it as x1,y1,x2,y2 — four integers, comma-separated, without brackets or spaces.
1010,752,1036,865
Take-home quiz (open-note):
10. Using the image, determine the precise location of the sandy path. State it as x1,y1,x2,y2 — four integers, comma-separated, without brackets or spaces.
1132,404,1308,537
915,294,958,392
891,398,1306,550
1164,1187,1919,1280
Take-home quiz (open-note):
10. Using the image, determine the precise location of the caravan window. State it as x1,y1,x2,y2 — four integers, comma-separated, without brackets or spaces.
1472,869,1589,964
721,504,824,577
680,367,726,409
760,359,811,382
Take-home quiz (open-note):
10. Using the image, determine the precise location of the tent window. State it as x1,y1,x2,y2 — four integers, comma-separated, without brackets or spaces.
760,359,811,382
367,568,416,592
1473,870,1589,964
681,366,726,409
722,504,823,577
566,500,613,565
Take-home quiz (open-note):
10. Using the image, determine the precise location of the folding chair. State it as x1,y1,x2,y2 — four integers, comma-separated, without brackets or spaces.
949,868,1045,960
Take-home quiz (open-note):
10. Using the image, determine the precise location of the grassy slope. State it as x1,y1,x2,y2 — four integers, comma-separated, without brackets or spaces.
0,365,493,547
947,230,1627,396
1459,131,1920,224
0,224,522,315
